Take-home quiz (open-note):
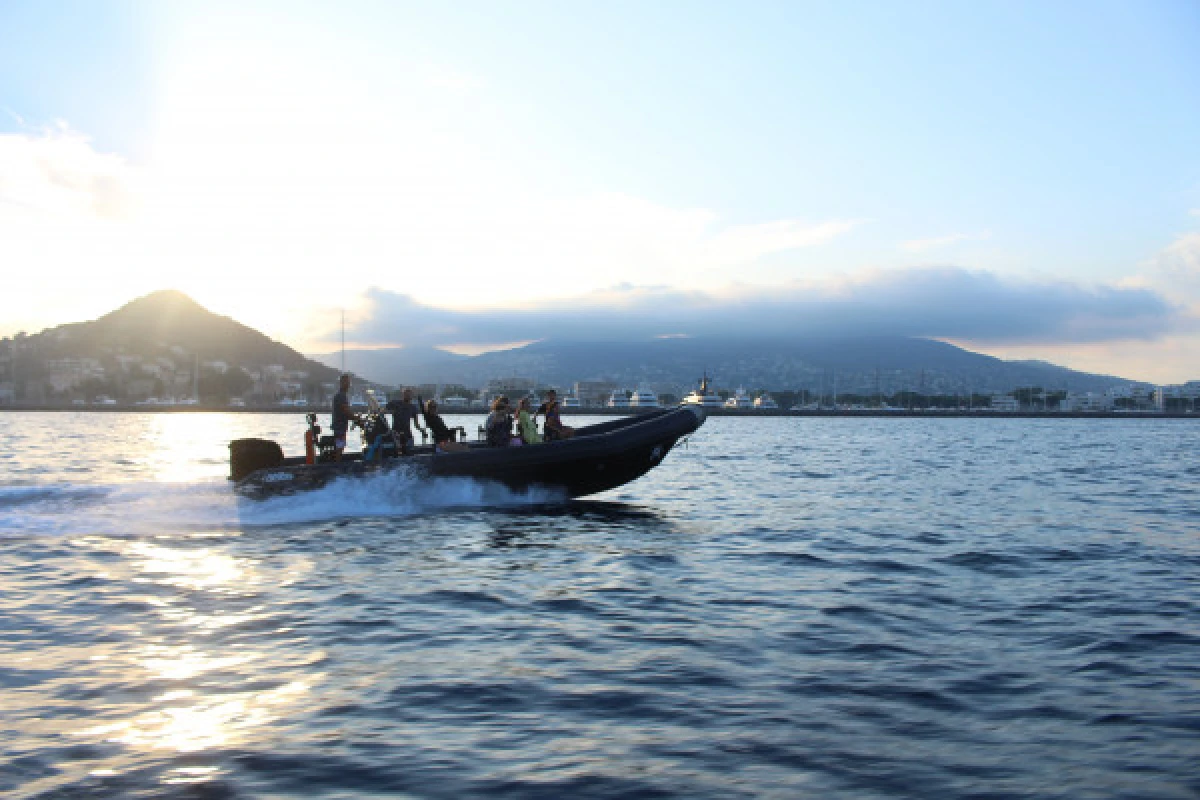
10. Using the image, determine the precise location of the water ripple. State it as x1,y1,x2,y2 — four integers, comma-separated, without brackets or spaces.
1,414,1198,798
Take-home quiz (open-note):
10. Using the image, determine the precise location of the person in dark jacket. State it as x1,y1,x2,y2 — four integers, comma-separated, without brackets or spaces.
331,374,362,461
537,389,574,441
385,388,427,454
485,396,513,447
423,400,468,452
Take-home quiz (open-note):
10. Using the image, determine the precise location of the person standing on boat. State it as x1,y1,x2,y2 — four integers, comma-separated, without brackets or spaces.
385,388,427,454
537,389,574,441
331,374,362,461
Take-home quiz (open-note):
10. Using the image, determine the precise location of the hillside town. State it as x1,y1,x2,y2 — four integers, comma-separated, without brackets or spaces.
2,338,1197,414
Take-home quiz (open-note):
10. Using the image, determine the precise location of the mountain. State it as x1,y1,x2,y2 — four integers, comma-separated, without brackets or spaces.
5,291,1138,407
29,290,338,378
1,290,340,404
315,336,1135,395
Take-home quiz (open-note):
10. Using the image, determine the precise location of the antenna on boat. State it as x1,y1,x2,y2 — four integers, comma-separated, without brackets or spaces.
341,309,345,374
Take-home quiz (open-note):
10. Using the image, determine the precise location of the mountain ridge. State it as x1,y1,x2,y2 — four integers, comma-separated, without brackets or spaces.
1,290,340,404
312,335,1137,394
2,291,1141,402
30,291,334,374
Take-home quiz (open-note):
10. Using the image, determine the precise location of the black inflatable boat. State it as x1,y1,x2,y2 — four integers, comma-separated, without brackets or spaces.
229,405,706,499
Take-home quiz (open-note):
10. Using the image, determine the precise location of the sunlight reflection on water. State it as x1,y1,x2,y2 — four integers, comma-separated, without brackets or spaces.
57,533,322,782
1,413,1198,797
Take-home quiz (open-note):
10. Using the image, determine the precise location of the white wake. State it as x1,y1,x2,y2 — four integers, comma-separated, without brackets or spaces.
0,472,566,537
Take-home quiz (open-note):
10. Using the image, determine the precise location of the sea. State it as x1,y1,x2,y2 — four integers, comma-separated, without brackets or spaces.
1,411,1197,799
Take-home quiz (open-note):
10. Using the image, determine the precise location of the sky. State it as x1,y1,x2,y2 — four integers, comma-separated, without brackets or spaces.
1,0,1199,382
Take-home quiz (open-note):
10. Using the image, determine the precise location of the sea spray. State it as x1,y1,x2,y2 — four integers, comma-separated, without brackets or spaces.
238,470,567,527
0,472,567,538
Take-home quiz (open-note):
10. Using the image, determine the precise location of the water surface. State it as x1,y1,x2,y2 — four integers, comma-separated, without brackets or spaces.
2,413,1197,798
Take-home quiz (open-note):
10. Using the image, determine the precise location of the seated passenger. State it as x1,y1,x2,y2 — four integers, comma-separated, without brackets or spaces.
423,400,468,453
361,409,396,462
516,396,542,444
537,389,574,441
485,397,514,447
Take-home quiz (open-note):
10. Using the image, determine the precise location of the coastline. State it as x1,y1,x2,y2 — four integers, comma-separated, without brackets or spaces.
0,405,1194,419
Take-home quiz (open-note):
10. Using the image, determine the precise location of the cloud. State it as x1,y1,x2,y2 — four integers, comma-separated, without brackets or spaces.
0,112,864,335
0,123,138,219
1157,233,1200,282
0,124,148,332
1139,231,1200,305
0,118,862,344
347,267,1182,349
900,231,990,253
708,218,861,263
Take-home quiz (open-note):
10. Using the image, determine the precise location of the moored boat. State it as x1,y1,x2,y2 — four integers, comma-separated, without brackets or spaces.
754,393,779,410
630,387,659,409
725,387,754,409
606,390,631,409
682,373,723,409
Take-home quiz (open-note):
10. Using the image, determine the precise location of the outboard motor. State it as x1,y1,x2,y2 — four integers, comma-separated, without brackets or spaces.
229,438,284,482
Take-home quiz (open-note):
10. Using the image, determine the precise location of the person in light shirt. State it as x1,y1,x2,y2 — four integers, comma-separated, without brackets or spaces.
515,396,542,444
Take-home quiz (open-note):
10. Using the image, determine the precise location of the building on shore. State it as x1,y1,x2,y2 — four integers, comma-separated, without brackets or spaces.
1154,381,1200,412
573,380,620,408
481,377,537,405
1107,384,1156,411
1063,391,1111,412
990,393,1019,412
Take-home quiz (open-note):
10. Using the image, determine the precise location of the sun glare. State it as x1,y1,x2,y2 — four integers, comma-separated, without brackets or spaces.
141,414,234,483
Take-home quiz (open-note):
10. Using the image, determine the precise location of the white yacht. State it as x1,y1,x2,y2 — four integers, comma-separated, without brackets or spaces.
683,374,724,409
561,395,582,410
607,390,631,409
754,393,779,410
725,386,755,409
629,387,659,409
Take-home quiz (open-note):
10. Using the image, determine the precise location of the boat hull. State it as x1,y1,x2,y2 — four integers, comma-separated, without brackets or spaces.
233,406,705,499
